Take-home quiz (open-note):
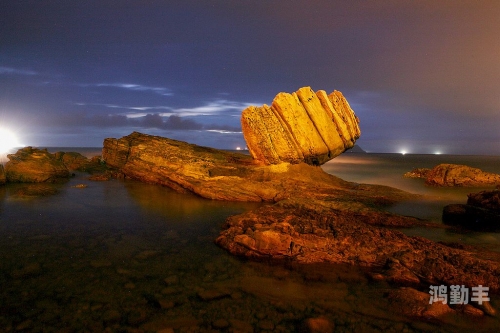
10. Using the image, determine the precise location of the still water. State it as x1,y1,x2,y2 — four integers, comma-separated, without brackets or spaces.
0,149,499,332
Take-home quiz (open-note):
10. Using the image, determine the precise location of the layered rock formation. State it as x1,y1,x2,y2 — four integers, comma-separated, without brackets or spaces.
101,132,415,205
425,164,500,187
241,87,360,165
5,147,70,182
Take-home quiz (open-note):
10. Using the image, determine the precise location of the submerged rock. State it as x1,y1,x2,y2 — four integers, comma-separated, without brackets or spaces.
425,164,500,187
5,147,70,182
241,87,360,165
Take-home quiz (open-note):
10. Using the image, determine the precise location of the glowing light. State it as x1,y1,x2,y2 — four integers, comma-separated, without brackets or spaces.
236,146,241,150
0,128,23,154
400,150,407,155
434,151,442,155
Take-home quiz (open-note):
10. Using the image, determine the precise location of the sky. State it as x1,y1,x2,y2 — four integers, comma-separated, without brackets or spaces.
1,0,499,154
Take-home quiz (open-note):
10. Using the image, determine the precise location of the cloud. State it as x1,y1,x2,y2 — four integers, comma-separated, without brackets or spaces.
0,66,37,76
81,82,173,96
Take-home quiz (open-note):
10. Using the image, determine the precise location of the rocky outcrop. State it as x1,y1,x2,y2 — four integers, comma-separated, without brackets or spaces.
0,164,5,185
216,201,500,292
101,132,417,205
241,87,360,165
443,189,500,231
5,147,70,183
425,164,500,187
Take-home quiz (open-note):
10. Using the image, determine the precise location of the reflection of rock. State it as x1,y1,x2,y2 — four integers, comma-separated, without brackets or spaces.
5,147,70,183
241,87,360,165
0,164,5,185
443,189,500,231
425,164,500,187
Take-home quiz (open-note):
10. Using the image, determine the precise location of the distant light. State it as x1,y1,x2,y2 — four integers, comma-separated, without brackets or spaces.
400,150,407,155
236,146,241,150
434,151,442,155
0,128,23,154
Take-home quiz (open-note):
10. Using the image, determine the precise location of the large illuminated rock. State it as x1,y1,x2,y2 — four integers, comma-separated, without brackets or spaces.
241,87,360,165
5,147,70,183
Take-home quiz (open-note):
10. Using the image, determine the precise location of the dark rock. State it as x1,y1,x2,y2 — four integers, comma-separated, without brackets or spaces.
5,147,70,182
0,164,5,184
467,189,500,211
425,163,500,187
442,204,500,231
442,190,500,231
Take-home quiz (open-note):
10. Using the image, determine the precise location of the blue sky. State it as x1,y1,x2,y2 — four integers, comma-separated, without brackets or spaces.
1,0,499,154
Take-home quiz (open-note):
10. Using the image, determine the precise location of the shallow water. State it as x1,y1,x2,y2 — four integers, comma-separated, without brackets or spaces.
0,151,499,332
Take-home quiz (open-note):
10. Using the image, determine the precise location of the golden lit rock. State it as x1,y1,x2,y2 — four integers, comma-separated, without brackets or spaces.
241,87,360,165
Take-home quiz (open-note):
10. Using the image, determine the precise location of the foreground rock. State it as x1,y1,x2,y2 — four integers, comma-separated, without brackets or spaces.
241,87,360,165
443,189,500,231
425,164,500,187
216,201,500,292
5,147,70,182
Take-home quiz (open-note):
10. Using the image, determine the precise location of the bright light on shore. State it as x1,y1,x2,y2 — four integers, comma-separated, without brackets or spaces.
400,150,407,155
434,151,442,155
236,146,241,150
0,128,23,154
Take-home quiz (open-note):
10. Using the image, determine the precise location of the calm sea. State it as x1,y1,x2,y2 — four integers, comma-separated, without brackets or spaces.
0,149,499,332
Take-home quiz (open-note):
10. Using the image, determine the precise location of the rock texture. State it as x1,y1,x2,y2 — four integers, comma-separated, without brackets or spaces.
0,164,5,185
442,189,500,231
216,201,500,292
403,168,431,179
101,132,415,205
241,87,360,165
425,164,500,187
5,147,70,182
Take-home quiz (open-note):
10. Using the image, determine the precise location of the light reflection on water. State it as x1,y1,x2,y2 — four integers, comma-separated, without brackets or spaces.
0,151,499,331
324,153,500,250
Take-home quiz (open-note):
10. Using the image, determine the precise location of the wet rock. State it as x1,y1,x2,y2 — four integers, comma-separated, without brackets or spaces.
302,316,334,333
386,287,454,320
241,87,360,165
5,147,70,182
442,189,500,231
425,164,500,187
